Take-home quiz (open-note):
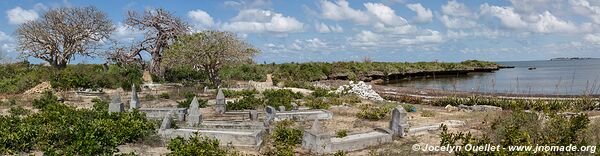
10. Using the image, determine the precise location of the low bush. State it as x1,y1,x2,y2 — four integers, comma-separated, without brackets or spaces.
336,130,348,138
222,89,258,98
304,98,331,110
264,120,303,156
167,133,238,156
177,96,208,108
431,96,599,111
402,104,416,112
159,93,170,99
356,105,391,120
263,89,304,110
0,92,156,155
440,111,593,155
226,95,264,110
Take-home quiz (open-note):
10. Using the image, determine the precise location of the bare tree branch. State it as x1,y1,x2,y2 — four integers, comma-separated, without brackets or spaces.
16,6,114,69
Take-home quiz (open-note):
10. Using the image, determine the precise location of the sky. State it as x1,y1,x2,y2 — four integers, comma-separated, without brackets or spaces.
1,0,600,64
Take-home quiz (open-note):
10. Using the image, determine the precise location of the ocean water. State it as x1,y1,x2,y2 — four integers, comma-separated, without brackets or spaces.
384,59,600,95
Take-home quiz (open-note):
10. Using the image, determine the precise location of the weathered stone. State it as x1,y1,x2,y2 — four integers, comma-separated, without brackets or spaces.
186,96,202,126
215,89,226,114
249,110,258,121
142,70,153,83
109,92,124,113
278,106,286,112
129,84,140,111
311,119,322,133
203,86,209,93
389,106,407,137
265,74,273,86
160,113,172,130
445,105,458,112
291,103,298,110
264,106,276,126
272,110,333,122
139,108,187,121
470,105,502,112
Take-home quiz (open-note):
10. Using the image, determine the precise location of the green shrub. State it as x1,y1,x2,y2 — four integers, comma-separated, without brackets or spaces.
311,88,335,97
402,104,416,112
32,91,60,109
226,95,264,110
167,133,238,156
263,89,303,110
222,89,258,98
333,150,348,156
336,130,348,138
159,93,170,99
177,96,208,108
420,109,435,117
431,96,599,111
0,93,156,155
263,120,303,156
305,98,331,109
356,105,391,120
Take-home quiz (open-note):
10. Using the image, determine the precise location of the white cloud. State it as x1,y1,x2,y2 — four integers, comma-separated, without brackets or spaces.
319,0,370,24
398,30,443,45
188,9,214,27
315,23,331,33
306,38,327,48
406,3,433,23
113,22,143,42
222,9,304,33
0,31,11,42
584,33,600,44
364,3,408,26
348,30,382,46
315,22,343,33
531,11,583,33
480,4,528,29
570,0,600,24
439,15,477,29
442,0,474,17
6,6,39,24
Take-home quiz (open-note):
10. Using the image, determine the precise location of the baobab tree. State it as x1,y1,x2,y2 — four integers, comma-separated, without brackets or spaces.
123,8,189,76
16,6,114,69
163,30,259,86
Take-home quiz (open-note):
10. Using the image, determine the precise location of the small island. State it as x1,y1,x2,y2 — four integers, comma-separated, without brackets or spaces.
550,57,597,61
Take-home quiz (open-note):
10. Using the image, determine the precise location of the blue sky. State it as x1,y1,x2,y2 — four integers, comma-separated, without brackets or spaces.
1,0,600,64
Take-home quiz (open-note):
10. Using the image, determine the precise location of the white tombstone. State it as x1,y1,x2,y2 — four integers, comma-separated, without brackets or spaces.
109,92,124,113
186,97,202,126
390,106,408,137
129,84,140,111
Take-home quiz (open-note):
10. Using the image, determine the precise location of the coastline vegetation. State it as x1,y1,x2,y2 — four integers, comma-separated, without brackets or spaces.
431,96,598,111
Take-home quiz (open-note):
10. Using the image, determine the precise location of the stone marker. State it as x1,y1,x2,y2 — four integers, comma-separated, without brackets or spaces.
249,110,258,121
203,86,209,93
160,113,172,130
187,96,203,126
265,74,273,86
142,70,153,83
291,103,298,110
109,92,124,113
264,106,276,127
389,106,407,137
310,119,322,133
215,89,226,114
129,84,140,111
279,106,286,112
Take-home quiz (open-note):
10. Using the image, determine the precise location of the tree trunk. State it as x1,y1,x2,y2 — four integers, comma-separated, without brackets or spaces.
207,67,221,87
150,52,164,77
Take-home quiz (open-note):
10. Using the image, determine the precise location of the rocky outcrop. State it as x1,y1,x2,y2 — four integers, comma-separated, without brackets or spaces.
334,81,384,101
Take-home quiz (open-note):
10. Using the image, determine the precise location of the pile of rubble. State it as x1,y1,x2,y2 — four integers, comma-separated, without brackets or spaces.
24,81,52,94
333,81,384,101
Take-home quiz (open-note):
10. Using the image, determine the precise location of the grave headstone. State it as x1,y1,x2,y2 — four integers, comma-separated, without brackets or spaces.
291,103,298,110
129,84,140,111
279,106,286,112
187,96,203,126
215,89,226,114
109,92,124,113
203,86,209,93
389,106,407,137
310,119,322,133
160,113,172,130
249,110,258,121
264,106,276,127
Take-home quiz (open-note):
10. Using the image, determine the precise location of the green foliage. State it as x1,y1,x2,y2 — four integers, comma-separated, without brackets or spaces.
0,97,17,106
304,98,331,110
440,111,592,155
431,96,599,111
226,95,264,110
8,106,30,116
167,133,238,156
163,66,208,85
402,104,416,112
32,91,60,109
176,96,208,108
356,104,391,120
333,150,348,156
282,81,315,90
263,89,304,111
311,88,335,97
420,109,435,117
159,92,171,99
0,93,156,155
222,89,258,98
336,130,348,138
265,120,303,156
